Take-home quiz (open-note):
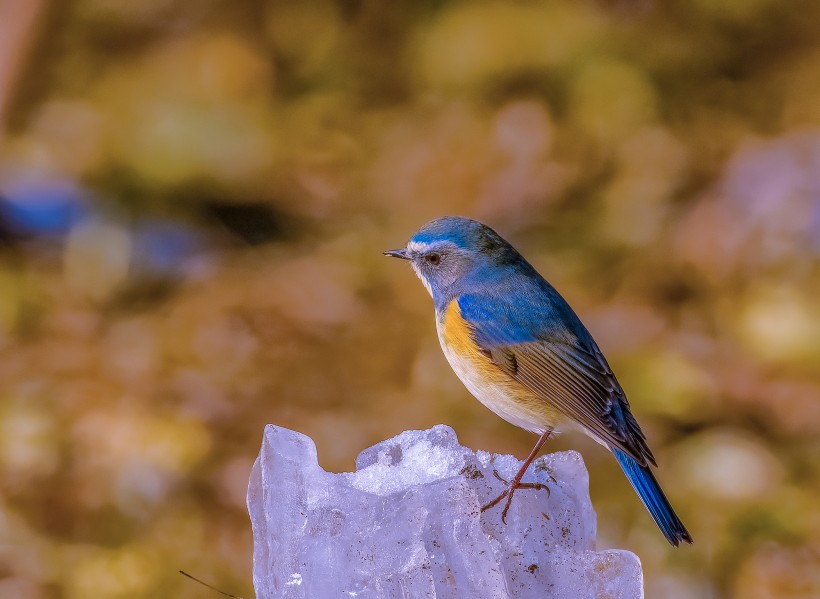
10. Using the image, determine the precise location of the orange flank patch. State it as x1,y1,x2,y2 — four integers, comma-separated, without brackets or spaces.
440,301,497,375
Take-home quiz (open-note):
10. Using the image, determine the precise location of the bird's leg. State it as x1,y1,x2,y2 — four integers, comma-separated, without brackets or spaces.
481,428,553,523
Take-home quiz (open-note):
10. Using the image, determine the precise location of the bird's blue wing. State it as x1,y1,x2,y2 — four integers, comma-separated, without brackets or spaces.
458,291,655,466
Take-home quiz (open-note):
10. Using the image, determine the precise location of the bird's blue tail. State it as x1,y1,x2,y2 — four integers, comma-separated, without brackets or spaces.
612,449,692,546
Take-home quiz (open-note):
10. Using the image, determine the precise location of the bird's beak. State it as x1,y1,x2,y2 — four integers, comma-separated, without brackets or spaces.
383,248,410,260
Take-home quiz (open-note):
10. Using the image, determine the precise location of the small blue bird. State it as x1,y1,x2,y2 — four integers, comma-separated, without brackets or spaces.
385,216,692,546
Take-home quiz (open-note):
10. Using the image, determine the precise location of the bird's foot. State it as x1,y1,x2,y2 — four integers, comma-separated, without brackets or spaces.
480,470,550,524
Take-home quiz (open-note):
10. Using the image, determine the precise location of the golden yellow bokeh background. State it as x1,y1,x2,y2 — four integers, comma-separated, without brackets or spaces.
0,1,818,597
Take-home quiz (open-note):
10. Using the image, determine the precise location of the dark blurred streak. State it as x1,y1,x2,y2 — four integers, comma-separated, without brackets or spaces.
108,277,179,312
205,202,290,246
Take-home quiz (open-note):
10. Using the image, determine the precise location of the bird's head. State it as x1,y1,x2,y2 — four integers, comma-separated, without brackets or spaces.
384,216,519,302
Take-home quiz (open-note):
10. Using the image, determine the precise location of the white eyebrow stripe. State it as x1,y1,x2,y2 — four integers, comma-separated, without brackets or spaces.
407,240,430,253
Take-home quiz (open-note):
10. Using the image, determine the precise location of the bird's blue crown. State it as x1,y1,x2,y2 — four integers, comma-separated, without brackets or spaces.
410,216,519,264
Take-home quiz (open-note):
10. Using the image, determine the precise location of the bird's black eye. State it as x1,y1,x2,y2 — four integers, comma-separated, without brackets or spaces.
425,252,442,266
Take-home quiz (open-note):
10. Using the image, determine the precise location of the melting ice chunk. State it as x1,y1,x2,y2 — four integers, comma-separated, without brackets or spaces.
247,424,643,598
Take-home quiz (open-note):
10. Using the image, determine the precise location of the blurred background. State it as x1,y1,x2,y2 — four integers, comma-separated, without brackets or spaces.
0,0,818,597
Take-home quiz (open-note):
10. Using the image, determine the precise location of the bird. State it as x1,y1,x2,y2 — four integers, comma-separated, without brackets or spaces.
384,216,692,547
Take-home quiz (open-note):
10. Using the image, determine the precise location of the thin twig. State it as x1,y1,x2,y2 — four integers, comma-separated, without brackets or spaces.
179,570,244,599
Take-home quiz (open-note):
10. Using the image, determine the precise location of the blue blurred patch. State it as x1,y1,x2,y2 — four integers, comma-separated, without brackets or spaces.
132,220,207,276
0,179,88,237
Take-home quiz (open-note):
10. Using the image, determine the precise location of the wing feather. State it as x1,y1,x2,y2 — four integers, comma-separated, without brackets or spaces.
457,293,655,466
502,341,654,466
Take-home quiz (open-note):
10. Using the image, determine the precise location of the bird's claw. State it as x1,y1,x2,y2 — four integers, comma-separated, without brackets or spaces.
481,469,551,523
